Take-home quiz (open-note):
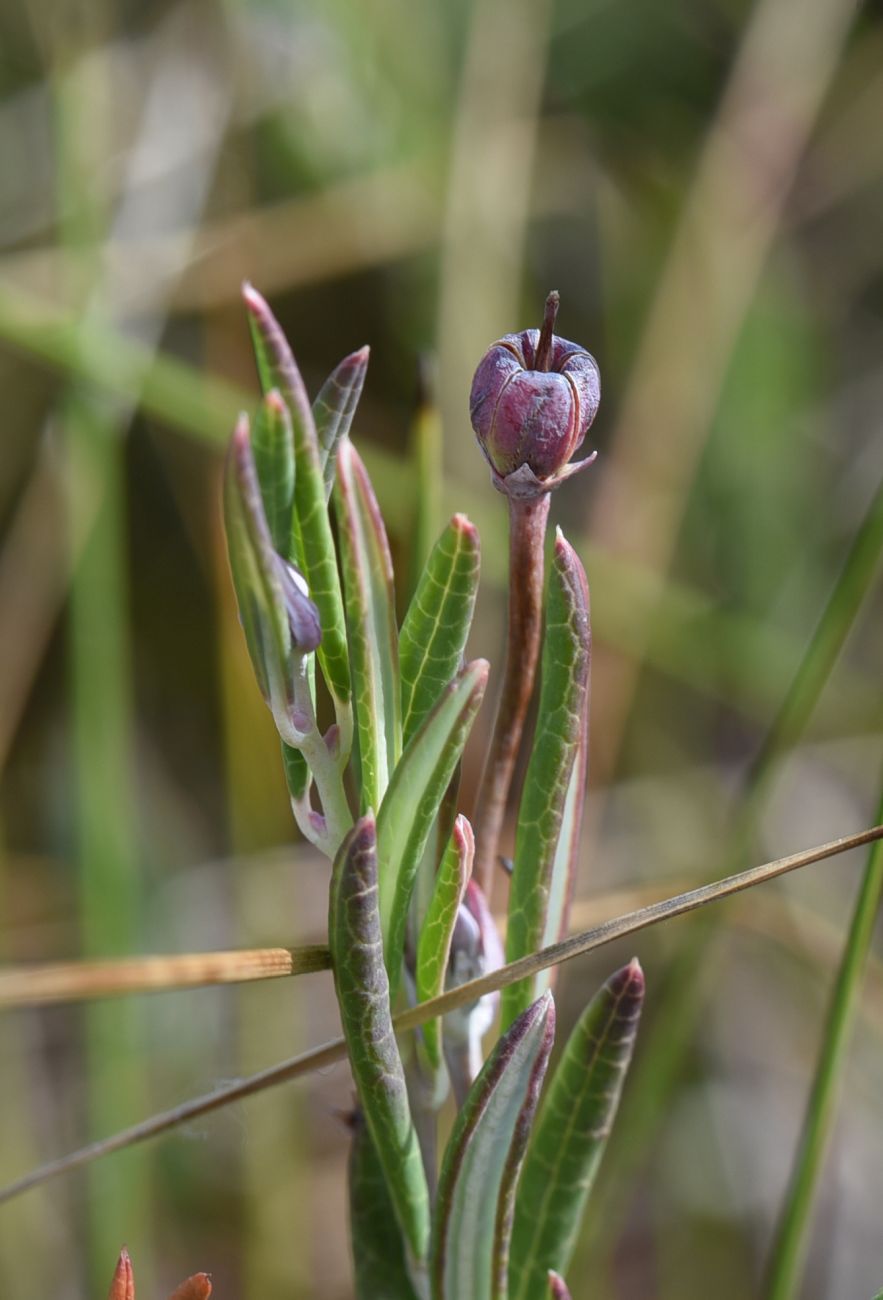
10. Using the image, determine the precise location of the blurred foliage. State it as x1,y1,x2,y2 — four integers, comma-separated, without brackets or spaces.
0,0,882,1296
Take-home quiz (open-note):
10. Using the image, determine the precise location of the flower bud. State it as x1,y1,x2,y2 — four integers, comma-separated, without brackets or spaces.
469,292,600,498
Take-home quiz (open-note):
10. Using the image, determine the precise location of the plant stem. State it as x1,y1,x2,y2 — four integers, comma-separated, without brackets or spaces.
473,492,550,894
764,781,883,1300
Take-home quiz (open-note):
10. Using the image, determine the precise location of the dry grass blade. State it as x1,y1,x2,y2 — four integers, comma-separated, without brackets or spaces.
0,946,331,1009
0,823,879,1205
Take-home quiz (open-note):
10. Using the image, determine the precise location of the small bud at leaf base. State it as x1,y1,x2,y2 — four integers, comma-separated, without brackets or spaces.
470,292,600,498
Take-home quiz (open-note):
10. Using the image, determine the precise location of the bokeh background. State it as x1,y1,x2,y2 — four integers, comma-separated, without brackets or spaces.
1,0,882,1295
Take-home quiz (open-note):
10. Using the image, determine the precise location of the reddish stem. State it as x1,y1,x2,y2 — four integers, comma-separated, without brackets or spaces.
472,493,550,894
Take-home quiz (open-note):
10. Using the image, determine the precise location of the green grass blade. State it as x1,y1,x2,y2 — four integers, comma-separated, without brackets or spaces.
377,660,488,1000
502,530,590,1030
329,816,430,1273
765,782,883,1300
400,514,481,746
335,437,402,811
243,284,351,715
430,993,555,1300
415,816,473,1070
509,960,645,1300
314,346,370,499
251,389,295,557
349,1112,419,1300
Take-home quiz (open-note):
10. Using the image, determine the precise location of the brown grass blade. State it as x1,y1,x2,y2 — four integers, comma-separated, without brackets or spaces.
0,945,330,1009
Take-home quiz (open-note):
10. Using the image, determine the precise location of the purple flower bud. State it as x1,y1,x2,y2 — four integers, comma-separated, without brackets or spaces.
469,292,600,498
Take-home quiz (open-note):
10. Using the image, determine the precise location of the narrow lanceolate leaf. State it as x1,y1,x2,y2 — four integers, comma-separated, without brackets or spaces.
400,514,481,745
224,415,321,737
242,283,350,710
251,389,295,557
329,816,430,1270
335,438,401,811
547,1273,572,1300
313,346,370,499
349,1110,419,1300
502,529,590,1031
430,992,555,1300
508,960,645,1300
416,816,474,1069
377,661,488,1001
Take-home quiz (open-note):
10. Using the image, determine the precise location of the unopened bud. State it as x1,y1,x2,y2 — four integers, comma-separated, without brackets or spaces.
470,292,600,498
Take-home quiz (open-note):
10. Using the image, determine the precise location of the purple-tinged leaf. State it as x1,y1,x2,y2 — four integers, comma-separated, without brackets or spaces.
509,960,644,1300
547,1272,572,1300
313,346,370,500
334,438,401,813
416,816,473,1070
224,415,320,738
329,816,430,1274
242,283,351,715
430,992,555,1300
502,529,590,1030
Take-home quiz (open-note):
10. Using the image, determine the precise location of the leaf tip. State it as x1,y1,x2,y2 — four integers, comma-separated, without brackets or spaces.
468,657,491,690
548,1270,573,1299
241,280,267,316
263,388,288,416
108,1247,135,1300
452,814,475,874
451,512,479,546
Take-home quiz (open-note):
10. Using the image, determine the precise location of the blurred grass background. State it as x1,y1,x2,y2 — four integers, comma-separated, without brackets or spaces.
1,0,882,1295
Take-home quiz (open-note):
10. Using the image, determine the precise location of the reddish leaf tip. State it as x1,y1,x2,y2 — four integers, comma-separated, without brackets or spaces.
451,512,480,545
548,1270,573,1299
241,280,266,314
262,388,287,415
452,814,475,868
108,1248,135,1300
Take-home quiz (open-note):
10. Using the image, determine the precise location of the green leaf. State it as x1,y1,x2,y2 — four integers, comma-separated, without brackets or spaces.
377,660,488,1001
508,960,645,1300
329,816,430,1272
415,815,473,1070
281,740,310,801
251,389,295,557
223,414,321,736
502,529,590,1031
313,346,370,499
243,283,351,712
429,992,555,1300
400,514,481,746
335,438,401,812
349,1111,419,1300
